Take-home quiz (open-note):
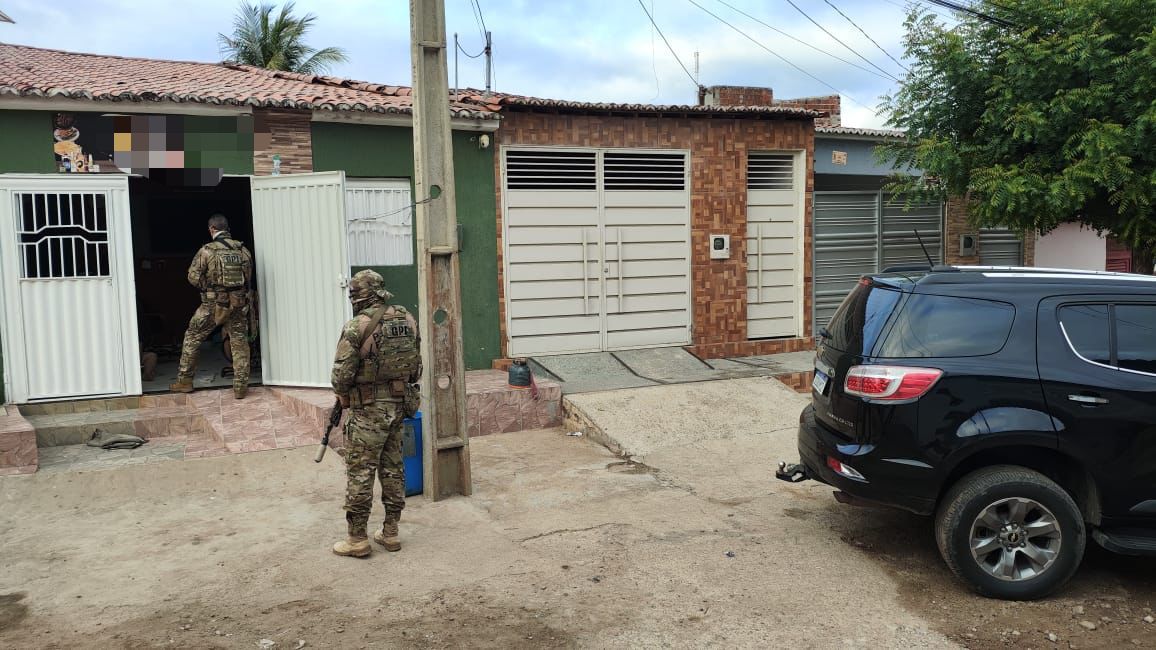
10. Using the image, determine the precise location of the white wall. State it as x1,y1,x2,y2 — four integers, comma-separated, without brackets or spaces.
1035,223,1106,271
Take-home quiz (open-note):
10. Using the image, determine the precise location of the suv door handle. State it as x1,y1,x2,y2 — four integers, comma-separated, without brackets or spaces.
1068,394,1109,405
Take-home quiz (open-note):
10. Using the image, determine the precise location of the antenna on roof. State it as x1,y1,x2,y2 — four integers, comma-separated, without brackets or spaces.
694,50,700,85
914,229,935,267
0,9,14,24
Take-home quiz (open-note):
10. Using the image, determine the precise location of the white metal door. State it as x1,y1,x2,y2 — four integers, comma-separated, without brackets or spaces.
0,175,140,402
503,149,603,357
602,151,691,350
251,171,352,387
502,148,690,357
746,152,804,339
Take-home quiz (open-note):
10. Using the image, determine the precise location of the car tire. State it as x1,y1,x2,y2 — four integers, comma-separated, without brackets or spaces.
935,465,1085,600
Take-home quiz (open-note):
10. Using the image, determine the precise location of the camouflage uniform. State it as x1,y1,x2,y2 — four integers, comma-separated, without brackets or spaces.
332,270,420,555
174,231,253,395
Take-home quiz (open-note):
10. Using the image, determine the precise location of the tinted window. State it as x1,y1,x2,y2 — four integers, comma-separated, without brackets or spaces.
1058,305,1111,366
823,282,902,355
877,294,1015,358
1115,305,1156,374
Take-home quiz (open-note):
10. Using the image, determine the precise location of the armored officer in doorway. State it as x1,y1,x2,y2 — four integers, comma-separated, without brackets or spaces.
170,214,254,399
331,270,421,558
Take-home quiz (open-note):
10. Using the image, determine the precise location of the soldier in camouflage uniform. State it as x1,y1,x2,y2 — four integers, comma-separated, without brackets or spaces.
170,214,254,399
331,270,421,558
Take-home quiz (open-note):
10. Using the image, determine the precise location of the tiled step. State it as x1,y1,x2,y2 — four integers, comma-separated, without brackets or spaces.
189,387,326,453
0,406,37,475
24,406,206,447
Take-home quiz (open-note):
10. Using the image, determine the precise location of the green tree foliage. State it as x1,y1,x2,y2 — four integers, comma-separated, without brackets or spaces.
879,0,1156,270
219,1,348,75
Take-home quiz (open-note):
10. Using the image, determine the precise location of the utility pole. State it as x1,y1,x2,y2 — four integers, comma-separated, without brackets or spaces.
410,0,472,500
483,30,492,95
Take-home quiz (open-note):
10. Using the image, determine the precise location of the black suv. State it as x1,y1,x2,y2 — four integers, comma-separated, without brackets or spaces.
777,266,1156,600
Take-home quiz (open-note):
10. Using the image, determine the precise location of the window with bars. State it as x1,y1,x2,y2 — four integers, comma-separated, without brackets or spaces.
345,184,414,266
603,151,686,190
748,152,796,190
16,192,111,279
506,150,597,190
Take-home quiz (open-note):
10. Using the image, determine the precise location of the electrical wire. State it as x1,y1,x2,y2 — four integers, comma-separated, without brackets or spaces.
686,0,873,110
920,0,1016,26
822,0,910,73
347,196,438,224
713,0,894,81
457,40,485,59
782,0,901,82
637,0,700,90
470,0,489,37
649,0,661,101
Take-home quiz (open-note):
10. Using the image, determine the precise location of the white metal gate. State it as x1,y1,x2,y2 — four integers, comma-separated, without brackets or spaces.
0,175,141,402
502,148,691,357
251,172,352,387
746,152,805,339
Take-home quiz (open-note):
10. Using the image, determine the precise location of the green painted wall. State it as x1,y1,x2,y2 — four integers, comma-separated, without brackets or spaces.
0,111,56,173
311,122,500,370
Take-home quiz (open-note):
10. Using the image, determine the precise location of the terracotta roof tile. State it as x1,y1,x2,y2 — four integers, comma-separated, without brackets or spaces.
0,42,498,120
454,89,824,119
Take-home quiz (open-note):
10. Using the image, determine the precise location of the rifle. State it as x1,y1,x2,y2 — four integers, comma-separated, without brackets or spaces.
314,398,344,463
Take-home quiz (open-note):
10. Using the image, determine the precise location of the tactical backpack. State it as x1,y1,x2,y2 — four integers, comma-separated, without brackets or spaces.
212,239,247,290
355,306,421,389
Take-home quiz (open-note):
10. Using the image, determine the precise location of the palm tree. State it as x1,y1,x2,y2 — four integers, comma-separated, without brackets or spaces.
219,2,349,75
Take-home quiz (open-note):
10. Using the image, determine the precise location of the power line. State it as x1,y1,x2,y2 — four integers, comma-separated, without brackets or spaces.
456,40,484,59
686,0,873,110
782,0,901,82
822,0,910,73
920,0,1016,27
637,0,700,90
470,0,489,36
713,0,894,81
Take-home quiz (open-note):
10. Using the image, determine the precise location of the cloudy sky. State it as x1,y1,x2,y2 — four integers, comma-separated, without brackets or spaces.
0,0,957,128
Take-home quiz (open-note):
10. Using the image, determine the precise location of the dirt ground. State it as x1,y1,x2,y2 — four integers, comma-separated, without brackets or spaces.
1,422,1154,649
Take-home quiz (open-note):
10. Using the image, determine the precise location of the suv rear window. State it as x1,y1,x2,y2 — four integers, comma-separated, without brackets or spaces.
823,281,902,355
877,294,1015,358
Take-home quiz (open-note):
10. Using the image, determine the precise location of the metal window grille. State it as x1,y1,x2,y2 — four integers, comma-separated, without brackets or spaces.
603,151,686,190
345,184,414,266
506,150,597,190
748,153,796,190
16,192,111,279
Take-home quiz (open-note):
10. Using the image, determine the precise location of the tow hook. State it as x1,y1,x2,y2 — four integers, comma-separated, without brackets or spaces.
776,461,809,483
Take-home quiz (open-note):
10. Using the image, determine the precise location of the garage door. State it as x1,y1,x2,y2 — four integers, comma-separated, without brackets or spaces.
979,228,1024,266
503,148,691,357
747,152,804,339
812,191,943,329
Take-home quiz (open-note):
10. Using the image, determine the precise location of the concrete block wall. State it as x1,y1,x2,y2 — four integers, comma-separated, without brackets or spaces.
494,111,817,360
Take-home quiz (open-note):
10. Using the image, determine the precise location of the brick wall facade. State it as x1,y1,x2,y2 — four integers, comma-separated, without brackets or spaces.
772,96,842,128
944,195,1037,267
253,109,313,175
494,110,817,360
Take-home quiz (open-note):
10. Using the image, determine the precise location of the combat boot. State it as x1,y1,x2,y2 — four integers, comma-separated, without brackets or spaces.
233,385,247,400
373,519,401,552
169,378,194,394
332,536,371,558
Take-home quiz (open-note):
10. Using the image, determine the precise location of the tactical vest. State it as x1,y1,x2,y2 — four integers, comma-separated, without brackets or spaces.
354,306,421,388
210,239,247,290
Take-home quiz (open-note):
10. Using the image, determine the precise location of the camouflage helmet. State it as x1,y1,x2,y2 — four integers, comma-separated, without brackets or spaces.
348,269,393,304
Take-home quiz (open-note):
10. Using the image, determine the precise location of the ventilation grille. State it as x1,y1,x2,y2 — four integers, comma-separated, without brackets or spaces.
603,152,686,190
506,150,597,190
16,192,111,279
748,153,796,190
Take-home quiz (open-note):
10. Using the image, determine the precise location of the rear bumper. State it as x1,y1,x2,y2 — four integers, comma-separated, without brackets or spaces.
790,405,937,516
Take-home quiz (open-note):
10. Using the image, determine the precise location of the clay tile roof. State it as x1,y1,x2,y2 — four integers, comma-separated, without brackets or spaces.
0,42,499,120
454,89,824,119
816,125,905,138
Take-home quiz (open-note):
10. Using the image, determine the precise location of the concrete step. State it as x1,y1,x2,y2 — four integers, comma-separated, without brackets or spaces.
24,406,206,447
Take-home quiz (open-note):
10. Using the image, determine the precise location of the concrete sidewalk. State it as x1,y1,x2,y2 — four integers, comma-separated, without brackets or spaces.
530,347,814,395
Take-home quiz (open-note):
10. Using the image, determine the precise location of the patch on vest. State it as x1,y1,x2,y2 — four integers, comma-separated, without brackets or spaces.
386,322,412,338
217,249,246,288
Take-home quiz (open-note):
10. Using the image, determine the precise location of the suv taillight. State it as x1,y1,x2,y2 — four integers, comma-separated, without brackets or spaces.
844,365,943,401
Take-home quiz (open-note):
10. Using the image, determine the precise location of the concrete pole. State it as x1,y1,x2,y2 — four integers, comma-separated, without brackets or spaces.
410,0,472,500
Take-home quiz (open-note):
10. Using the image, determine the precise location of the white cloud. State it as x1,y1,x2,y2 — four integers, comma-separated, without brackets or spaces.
1,0,924,128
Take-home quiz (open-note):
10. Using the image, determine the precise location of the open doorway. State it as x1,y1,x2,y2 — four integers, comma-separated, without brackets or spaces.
128,176,259,393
